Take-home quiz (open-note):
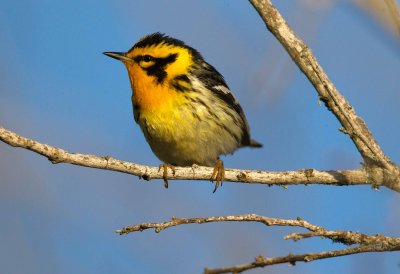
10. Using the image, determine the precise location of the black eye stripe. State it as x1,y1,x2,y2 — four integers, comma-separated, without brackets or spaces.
133,53,177,65
133,55,153,62
134,53,178,83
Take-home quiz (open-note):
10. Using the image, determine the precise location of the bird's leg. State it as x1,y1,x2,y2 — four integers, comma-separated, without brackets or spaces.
210,158,225,193
158,164,176,189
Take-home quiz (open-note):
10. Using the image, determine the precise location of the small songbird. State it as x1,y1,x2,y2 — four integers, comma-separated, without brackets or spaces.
104,33,262,192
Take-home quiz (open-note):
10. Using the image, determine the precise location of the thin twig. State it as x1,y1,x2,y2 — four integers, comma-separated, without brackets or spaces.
204,244,400,274
117,214,400,247
116,214,320,235
248,0,400,191
114,214,400,273
0,127,371,188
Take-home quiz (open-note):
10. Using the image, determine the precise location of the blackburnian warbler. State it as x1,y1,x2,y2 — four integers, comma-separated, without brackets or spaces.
104,33,262,192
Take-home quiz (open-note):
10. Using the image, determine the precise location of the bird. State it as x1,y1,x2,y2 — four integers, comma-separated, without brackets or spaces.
104,33,262,192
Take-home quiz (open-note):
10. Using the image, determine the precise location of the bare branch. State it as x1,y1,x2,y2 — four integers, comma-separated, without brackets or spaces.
0,127,371,188
248,0,400,191
116,214,320,235
114,214,400,273
204,244,400,274
117,214,400,246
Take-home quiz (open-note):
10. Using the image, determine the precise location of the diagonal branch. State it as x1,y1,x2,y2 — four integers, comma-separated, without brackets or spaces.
248,0,387,165
384,0,400,35
113,214,400,273
248,0,400,191
0,127,371,188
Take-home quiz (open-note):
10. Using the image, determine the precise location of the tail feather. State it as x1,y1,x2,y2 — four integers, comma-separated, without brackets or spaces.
249,139,263,148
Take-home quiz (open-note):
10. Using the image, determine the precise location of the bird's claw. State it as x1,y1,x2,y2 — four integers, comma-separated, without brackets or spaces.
210,159,225,193
159,164,176,189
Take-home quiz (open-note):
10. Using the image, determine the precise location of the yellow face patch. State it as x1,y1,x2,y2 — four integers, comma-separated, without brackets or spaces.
127,43,193,79
119,43,195,113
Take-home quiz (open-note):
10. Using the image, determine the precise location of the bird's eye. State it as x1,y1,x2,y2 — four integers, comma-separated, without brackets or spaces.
143,55,153,62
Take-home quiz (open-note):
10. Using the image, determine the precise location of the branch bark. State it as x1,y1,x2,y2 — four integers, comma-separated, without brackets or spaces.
249,0,400,191
0,127,370,188
113,214,400,273
205,244,399,274
384,0,400,35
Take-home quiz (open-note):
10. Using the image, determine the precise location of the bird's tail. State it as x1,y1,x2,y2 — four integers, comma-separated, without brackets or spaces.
249,139,263,148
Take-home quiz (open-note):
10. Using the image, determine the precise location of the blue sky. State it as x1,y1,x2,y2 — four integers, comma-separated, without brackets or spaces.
0,1,399,273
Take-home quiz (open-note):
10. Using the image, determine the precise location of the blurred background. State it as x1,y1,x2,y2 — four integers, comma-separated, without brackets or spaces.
0,0,399,273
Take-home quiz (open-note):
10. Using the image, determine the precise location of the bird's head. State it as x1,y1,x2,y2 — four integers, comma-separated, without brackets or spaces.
104,33,202,85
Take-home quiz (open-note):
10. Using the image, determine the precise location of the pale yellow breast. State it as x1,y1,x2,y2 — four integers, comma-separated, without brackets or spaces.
136,92,241,166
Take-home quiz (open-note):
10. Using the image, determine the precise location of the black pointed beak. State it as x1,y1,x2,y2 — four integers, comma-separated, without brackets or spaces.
103,52,130,62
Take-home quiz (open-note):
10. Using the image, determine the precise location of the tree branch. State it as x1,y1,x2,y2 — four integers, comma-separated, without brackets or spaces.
113,213,400,273
384,0,400,35
116,214,320,235
0,127,371,188
248,0,400,191
204,244,399,274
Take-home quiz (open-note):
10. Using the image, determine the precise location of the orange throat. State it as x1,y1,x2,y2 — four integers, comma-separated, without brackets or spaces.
126,64,176,113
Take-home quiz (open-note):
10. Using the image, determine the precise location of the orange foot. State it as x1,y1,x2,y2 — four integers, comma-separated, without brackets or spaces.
210,159,225,193
159,164,176,189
